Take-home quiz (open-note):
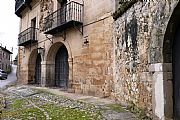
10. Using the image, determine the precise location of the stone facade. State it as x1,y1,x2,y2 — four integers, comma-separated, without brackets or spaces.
113,0,179,119
17,0,115,97
16,0,180,119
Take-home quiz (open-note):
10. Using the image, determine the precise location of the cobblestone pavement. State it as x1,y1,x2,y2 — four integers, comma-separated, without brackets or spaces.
0,85,136,120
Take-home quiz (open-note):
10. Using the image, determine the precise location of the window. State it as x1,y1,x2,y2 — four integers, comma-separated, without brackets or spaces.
3,52,5,58
6,53,9,59
8,54,9,60
31,17,36,40
2,63,4,70
57,0,67,9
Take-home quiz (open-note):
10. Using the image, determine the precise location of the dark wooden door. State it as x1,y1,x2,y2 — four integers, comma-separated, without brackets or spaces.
173,24,180,119
31,17,36,40
55,45,69,89
35,54,41,85
57,0,67,25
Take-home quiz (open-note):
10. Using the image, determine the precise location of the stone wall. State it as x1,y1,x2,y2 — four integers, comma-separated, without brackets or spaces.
72,16,114,97
17,46,28,84
113,0,179,118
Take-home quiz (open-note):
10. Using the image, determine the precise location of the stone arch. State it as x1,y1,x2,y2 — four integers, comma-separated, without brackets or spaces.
27,49,38,84
45,41,72,62
163,3,180,63
148,2,180,119
162,2,180,119
44,41,72,88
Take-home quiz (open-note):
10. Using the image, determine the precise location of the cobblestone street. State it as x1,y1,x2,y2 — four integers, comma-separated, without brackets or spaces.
0,65,17,89
0,85,136,120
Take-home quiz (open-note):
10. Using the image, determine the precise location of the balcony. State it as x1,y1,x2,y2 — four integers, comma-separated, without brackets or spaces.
44,1,83,35
15,0,32,17
18,27,38,46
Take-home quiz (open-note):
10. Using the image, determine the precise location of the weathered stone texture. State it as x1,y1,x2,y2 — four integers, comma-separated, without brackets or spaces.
72,16,114,97
113,0,179,117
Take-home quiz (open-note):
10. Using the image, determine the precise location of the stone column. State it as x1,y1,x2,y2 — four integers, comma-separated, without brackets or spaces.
150,63,173,120
47,61,55,87
41,61,46,87
68,58,74,92
41,61,55,87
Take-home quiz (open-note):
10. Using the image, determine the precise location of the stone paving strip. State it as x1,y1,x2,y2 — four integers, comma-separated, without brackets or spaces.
0,85,137,120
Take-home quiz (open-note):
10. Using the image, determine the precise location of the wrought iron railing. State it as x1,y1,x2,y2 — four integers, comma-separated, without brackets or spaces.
18,27,38,46
15,0,32,16
44,1,83,33
15,0,25,11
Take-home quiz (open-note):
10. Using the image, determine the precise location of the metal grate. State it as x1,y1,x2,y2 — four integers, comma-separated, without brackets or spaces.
18,27,38,46
55,45,69,88
44,1,83,33
15,0,25,11
15,0,32,12
35,54,41,85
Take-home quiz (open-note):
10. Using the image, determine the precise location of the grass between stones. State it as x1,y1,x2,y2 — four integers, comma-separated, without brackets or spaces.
106,104,126,113
1,104,102,120
42,104,101,120
0,96,103,120
11,99,25,109
0,87,136,120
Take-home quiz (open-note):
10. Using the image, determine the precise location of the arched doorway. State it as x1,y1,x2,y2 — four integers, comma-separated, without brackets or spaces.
35,53,41,85
28,49,38,84
163,2,180,119
173,23,180,119
55,45,69,89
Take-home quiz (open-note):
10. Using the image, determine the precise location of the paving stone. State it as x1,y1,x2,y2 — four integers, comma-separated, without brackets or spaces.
2,85,137,120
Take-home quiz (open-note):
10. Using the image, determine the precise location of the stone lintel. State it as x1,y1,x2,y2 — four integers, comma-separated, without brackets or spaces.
149,63,172,72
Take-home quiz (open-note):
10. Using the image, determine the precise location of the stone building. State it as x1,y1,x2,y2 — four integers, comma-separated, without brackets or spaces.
0,46,12,71
15,0,114,97
15,0,180,119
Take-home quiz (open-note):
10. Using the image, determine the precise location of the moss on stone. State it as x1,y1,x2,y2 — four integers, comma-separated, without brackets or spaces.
127,102,152,120
12,99,25,110
113,0,142,20
1,103,102,120
106,104,126,112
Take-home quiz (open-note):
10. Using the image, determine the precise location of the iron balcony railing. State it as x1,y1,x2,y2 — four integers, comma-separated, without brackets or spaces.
15,0,25,11
15,0,32,17
18,27,38,46
44,1,83,34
